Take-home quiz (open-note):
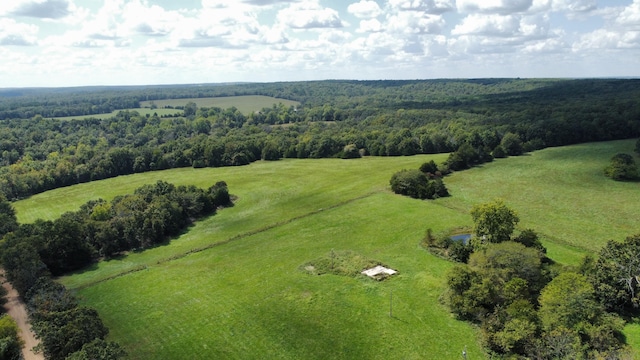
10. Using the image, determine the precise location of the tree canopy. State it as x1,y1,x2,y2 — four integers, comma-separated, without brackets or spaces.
1,79,640,200
470,199,520,243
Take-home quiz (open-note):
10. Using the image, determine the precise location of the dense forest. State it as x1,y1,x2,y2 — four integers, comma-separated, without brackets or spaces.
0,79,639,200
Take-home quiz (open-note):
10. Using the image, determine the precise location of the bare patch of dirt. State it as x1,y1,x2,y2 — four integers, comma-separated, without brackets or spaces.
0,270,44,360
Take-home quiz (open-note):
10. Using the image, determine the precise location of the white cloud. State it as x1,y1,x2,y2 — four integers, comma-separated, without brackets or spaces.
522,37,566,53
616,0,640,29
575,28,640,50
453,13,550,38
0,18,39,46
388,0,456,14
452,14,521,36
277,1,345,29
357,18,383,33
0,0,638,86
386,11,445,34
552,0,597,13
347,0,382,19
0,0,70,19
456,0,533,14
121,1,183,37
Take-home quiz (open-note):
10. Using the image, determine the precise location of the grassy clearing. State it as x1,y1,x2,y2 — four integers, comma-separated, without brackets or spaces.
75,192,482,360
54,108,182,120
12,140,640,359
441,139,640,259
140,95,300,114
52,95,298,120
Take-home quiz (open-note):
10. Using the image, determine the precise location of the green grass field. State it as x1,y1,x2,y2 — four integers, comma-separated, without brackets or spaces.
12,139,640,359
140,95,300,114
54,108,183,120
53,95,300,120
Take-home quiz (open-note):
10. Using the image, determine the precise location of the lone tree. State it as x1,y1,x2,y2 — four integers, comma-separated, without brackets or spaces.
470,199,519,243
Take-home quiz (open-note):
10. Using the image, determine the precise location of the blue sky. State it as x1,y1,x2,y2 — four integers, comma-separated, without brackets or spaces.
0,0,638,87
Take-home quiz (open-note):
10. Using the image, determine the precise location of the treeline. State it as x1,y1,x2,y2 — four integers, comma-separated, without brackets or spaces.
1,79,639,200
1,180,230,277
439,200,635,359
0,180,230,359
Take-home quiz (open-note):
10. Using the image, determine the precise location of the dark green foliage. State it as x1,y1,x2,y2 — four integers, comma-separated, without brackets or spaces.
1,79,640,200
491,145,506,158
419,160,438,175
447,240,472,263
445,242,547,322
261,142,282,160
0,195,18,237
1,180,230,276
604,153,639,181
500,132,524,156
340,144,361,159
446,242,628,358
538,272,627,358
210,181,232,208
468,242,546,300
481,300,538,354
390,169,429,199
513,229,546,254
431,178,449,198
636,138,640,155
445,265,491,321
0,315,23,360
32,307,108,360
183,101,197,117
0,231,49,295
389,169,448,200
445,143,492,171
422,228,472,263
27,278,78,318
66,339,127,360
585,234,640,312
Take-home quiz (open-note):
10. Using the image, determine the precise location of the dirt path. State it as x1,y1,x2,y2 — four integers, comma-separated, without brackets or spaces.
0,270,44,360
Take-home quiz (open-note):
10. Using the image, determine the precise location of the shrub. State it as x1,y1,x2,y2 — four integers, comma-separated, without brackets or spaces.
604,153,638,181
390,169,429,199
390,169,449,200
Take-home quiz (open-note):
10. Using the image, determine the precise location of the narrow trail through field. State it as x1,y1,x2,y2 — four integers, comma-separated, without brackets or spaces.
1,270,44,360
74,191,381,290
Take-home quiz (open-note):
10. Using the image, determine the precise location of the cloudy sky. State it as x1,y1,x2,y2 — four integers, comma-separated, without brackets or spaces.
0,0,638,87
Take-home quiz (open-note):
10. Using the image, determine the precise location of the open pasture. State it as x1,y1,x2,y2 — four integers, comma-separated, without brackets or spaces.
440,139,640,260
54,108,183,120
52,95,299,120
13,139,640,359
140,95,300,114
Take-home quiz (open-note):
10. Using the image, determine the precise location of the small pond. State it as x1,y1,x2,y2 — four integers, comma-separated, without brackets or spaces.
450,233,472,245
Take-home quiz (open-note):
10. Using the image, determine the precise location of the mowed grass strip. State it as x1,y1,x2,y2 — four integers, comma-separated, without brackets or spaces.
76,192,483,360
140,95,300,114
